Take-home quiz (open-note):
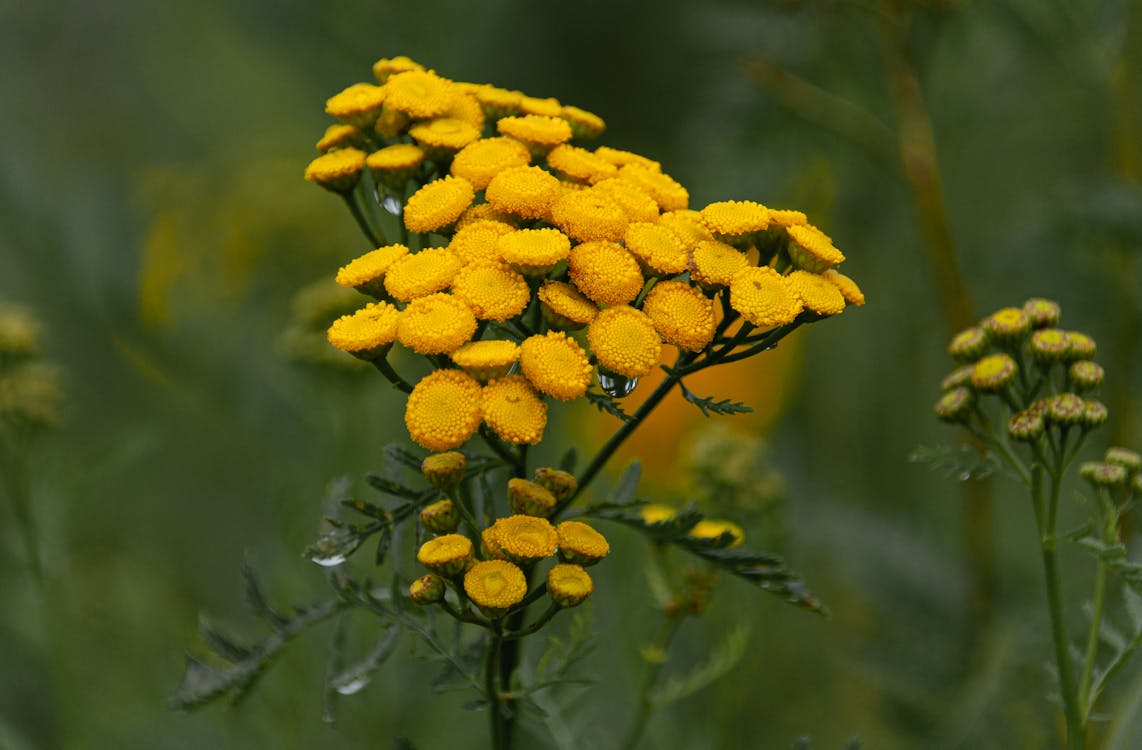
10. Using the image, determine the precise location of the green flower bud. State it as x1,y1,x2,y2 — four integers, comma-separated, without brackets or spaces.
935,387,974,422
1023,298,1061,328
948,327,989,362
421,451,467,493
939,365,974,391
1068,360,1104,391
981,307,1032,345
1065,331,1097,360
1105,447,1142,473
1079,461,1127,487
547,563,593,608
1083,400,1108,428
1029,328,1070,363
1008,410,1045,442
533,466,578,503
507,478,556,517
409,573,446,604
1047,393,1086,426
419,498,460,534
971,353,1017,392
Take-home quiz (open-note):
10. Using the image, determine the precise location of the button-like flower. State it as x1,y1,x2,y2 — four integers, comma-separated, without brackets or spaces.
519,331,593,401
587,306,662,378
464,560,528,615
481,375,548,445
404,369,483,451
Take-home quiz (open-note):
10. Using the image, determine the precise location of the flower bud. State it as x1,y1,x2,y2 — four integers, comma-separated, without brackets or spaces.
1008,410,1045,442
1065,331,1097,360
547,563,593,608
422,451,467,493
416,534,473,577
1083,400,1108,428
409,573,446,604
1029,329,1070,363
948,327,989,362
971,353,1017,391
1079,461,1127,487
935,387,974,423
1105,447,1142,473
688,519,745,547
981,307,1031,345
1068,360,1104,391
419,498,460,534
507,478,556,517
556,520,610,566
1047,393,1086,426
534,467,578,503
939,366,974,391
1023,298,1061,328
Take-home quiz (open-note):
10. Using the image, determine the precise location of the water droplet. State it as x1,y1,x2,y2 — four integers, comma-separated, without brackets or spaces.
598,371,638,398
957,471,972,482
382,194,402,216
334,675,372,695
310,553,348,567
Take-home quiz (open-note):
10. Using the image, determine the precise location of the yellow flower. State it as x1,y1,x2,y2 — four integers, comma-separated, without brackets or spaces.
618,164,689,212
365,144,425,191
641,280,716,352
447,219,514,265
1066,331,1097,360
545,144,618,184
455,204,518,231
784,270,846,316
822,268,865,307
688,519,744,547
497,114,574,155
657,209,714,251
948,327,989,361
464,560,527,614
547,563,593,608
550,187,630,243
481,526,507,560
587,305,662,378
591,177,660,223
688,240,749,289
728,267,803,328
1023,297,1061,328
594,146,661,172
496,227,572,275
623,222,688,276
382,69,455,118
417,533,474,576
485,165,562,220
699,200,770,241
561,105,606,139
304,148,367,193
508,477,557,516
981,306,1031,344
442,90,486,132
372,55,423,84
409,117,481,158
482,376,548,445
556,521,610,566
519,331,593,400
450,137,532,191
639,504,677,524
971,353,1018,391
384,247,463,302
316,124,366,153
451,263,531,321
421,451,468,492
325,301,401,360
450,339,520,382
489,515,558,565
404,369,483,451
325,82,387,129
568,241,645,306
374,104,411,139
473,85,523,120
767,208,808,228
537,280,599,330
787,223,845,272
1030,328,1070,362
397,293,478,355
403,176,475,234
335,244,410,297
519,95,563,118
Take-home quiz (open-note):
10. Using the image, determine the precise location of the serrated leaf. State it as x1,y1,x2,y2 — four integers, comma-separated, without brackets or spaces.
908,444,1000,481
650,626,749,706
374,527,393,566
365,474,421,500
1099,617,1127,652
169,654,263,710
341,498,392,521
305,525,371,567
608,460,642,506
585,390,634,422
197,615,251,662
432,636,487,694
383,444,425,472
241,563,288,630
327,624,401,696
1076,536,1128,561
677,379,754,418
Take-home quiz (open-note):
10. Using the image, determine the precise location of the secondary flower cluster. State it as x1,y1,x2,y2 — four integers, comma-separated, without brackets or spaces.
1080,446,1142,496
0,300,63,432
933,299,1108,438
410,452,608,615
309,55,864,451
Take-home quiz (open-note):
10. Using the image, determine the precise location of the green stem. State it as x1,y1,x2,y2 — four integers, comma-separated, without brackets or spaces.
371,357,413,393
1,434,41,579
1080,491,1116,720
342,192,385,247
619,615,683,750
486,630,507,750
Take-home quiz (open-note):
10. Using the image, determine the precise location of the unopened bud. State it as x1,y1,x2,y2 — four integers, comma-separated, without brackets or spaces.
1079,462,1127,488
422,451,467,493
508,478,556,517
1008,410,1045,442
547,563,593,608
948,327,989,362
981,307,1031,345
1069,360,1104,391
1105,447,1142,473
419,499,460,534
971,354,1017,392
1048,393,1086,426
1023,298,1061,328
534,467,578,503
935,387,974,423
409,574,445,604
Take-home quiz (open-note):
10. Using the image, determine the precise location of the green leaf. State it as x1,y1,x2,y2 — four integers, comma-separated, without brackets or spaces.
327,623,401,697
304,524,376,567
341,498,392,521
383,443,425,473
608,460,642,506
676,379,754,418
650,626,749,706
908,444,1001,481
431,635,487,695
558,446,578,473
585,390,633,422
242,562,288,630
197,615,251,662
365,474,422,500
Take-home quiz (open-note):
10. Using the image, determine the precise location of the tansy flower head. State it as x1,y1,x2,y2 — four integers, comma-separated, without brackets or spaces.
456,204,518,231
641,281,716,352
403,175,475,234
416,533,473,576
366,144,426,191
561,105,606,140
450,137,532,191
481,526,506,560
623,222,688,276
485,165,561,220
822,268,865,307
464,560,527,615
786,223,845,272
550,187,630,243
592,177,660,223
948,327,989,361
497,227,571,275
409,117,481,159
397,293,477,355
1069,360,1104,391
594,146,661,172
325,83,387,129
451,339,520,382
728,267,803,328
448,219,514,265
408,573,445,604
618,164,689,212
688,240,749,289
688,519,744,547
316,123,367,153
451,263,530,321
545,144,618,184
382,69,455,118
335,244,410,297
473,85,522,120
326,301,401,360
304,148,367,193
1008,409,1045,441
489,515,558,565
372,55,423,84
767,208,808,228
1046,392,1086,425
639,504,677,524
519,95,563,118
784,270,847,317
934,387,974,423
699,200,770,243
442,90,486,132
1030,328,1070,363
421,451,467,493
1065,331,1097,360
497,114,574,156
419,499,460,534
1023,297,1061,328
404,369,483,451
547,563,593,608
657,209,714,251
971,353,1018,391
537,280,599,330
568,241,644,306
940,365,975,391
384,247,463,302
1079,461,1128,488
534,467,578,503
587,305,663,378
374,104,411,139
981,307,1031,345
519,331,593,401
1106,447,1142,472
1083,399,1109,428
556,521,610,566
481,375,548,445
508,477,557,517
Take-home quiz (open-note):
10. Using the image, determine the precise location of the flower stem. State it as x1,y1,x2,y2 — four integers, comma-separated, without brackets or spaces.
486,630,507,750
1079,491,1115,720
342,192,385,247
620,614,683,750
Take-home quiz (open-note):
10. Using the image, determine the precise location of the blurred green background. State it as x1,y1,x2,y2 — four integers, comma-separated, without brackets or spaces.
2,0,1141,748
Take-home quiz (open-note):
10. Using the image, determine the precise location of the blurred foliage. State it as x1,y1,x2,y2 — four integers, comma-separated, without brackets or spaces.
1,0,1140,748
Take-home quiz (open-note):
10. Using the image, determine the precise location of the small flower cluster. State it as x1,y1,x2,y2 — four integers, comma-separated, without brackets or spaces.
0,301,63,432
410,452,608,616
1080,447,1142,496
309,55,864,451
934,299,1108,438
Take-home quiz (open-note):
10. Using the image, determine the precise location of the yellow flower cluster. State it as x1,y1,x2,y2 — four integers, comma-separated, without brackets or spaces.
314,55,863,451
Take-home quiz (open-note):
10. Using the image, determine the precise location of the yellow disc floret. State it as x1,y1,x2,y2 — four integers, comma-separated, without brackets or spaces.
594,146,661,172
403,175,475,234
325,301,401,360
325,83,387,129
416,533,473,576
787,223,845,272
689,240,749,289
728,267,803,328
537,280,599,330
550,187,630,243
556,521,610,566
335,244,410,295
592,178,660,223
404,369,483,451
784,270,846,316
304,148,367,193
568,241,644,306
497,114,574,155
496,227,572,275
365,144,425,191
657,209,715,251
587,305,662,378
822,268,865,307
448,220,514,265
623,222,688,275
484,165,561,220
409,117,481,156
450,339,520,382
545,144,619,184
382,69,455,118
547,563,593,608
560,105,606,140
316,124,366,153
450,137,532,191
618,164,689,212
641,280,716,352
481,375,548,445
451,263,530,321
464,560,527,613
489,515,559,565
397,293,477,355
372,55,423,84
384,247,463,301
699,200,770,240
519,331,593,400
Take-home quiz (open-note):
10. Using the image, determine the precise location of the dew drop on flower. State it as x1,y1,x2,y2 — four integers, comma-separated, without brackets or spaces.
598,370,637,397
382,194,403,216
